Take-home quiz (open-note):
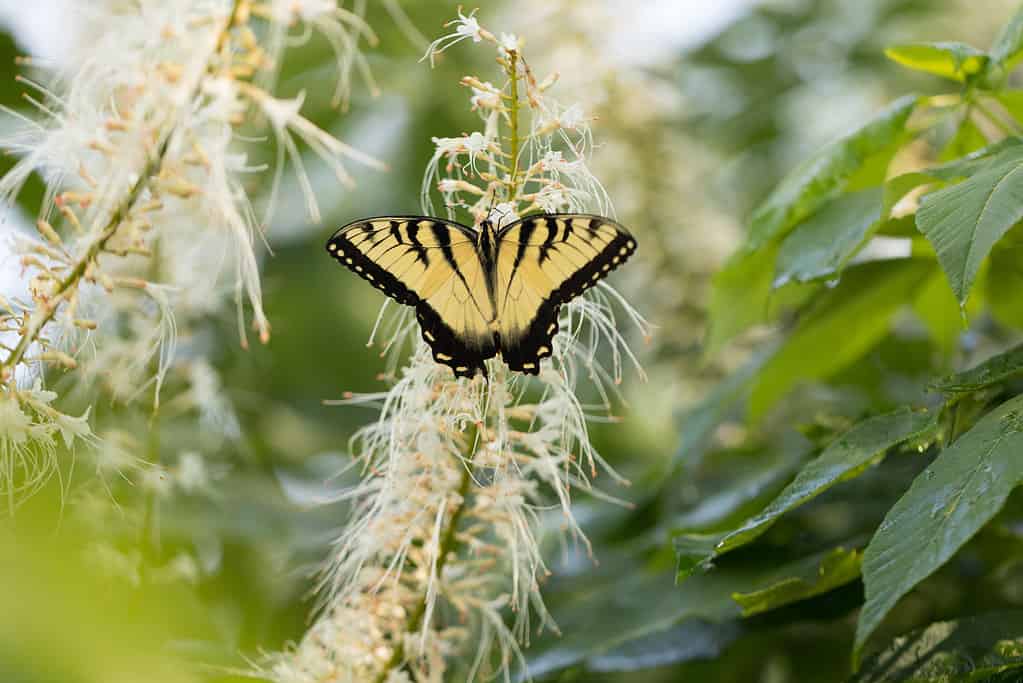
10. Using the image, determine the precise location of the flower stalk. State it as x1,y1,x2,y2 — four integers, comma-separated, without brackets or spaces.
1,135,171,384
0,0,381,515
374,419,481,683
505,49,522,196
267,10,647,683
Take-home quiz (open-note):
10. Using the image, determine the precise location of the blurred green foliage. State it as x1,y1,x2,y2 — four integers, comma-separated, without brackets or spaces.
6,1,1023,682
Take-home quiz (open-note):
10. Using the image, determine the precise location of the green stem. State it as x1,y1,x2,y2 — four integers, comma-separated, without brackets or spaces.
374,422,483,683
0,0,242,385
0,146,167,381
506,51,522,199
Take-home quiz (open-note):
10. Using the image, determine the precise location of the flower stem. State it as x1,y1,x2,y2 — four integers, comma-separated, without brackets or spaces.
506,51,522,199
0,0,241,386
0,143,168,383
374,421,483,683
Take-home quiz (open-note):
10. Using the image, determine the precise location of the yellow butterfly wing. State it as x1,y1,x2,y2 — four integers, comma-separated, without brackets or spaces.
326,217,497,378
494,214,636,374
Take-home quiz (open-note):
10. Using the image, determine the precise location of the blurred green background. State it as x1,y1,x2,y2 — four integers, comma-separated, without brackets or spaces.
1,1,1020,682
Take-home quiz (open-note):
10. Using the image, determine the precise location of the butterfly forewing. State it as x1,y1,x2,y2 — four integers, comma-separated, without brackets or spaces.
494,214,636,374
326,213,636,378
326,217,497,377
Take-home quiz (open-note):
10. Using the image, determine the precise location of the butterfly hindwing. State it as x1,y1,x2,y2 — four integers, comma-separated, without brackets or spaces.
326,217,497,378
494,214,636,374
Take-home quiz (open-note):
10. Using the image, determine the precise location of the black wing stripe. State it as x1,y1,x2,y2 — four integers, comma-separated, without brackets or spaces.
405,221,430,265
433,224,492,319
538,219,559,264
496,214,637,375
326,216,497,379
511,218,537,272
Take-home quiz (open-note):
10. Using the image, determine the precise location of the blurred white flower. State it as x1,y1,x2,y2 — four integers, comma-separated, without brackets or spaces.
0,0,382,510
0,395,31,445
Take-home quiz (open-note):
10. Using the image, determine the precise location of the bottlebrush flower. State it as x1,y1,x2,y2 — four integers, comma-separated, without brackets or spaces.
0,0,380,508
265,9,648,682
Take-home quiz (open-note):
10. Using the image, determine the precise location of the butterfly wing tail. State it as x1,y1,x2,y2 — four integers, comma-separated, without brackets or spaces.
499,304,560,376
415,304,496,379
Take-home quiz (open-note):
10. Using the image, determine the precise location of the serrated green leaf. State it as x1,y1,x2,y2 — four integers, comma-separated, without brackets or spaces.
746,96,917,252
670,448,805,535
885,42,988,82
916,144,1023,304
882,139,1023,218
675,408,934,577
732,547,862,617
725,409,933,550
774,189,883,286
931,341,1023,394
990,7,1023,68
526,546,862,680
853,612,1023,682
705,244,779,355
749,260,932,421
987,241,1023,330
856,394,1023,656
675,532,727,578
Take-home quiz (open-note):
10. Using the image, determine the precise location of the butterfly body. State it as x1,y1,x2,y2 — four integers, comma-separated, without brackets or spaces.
326,213,636,378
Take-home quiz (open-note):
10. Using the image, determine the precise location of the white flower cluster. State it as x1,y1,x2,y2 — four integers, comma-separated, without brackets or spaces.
0,0,380,509
419,17,610,224
268,10,647,683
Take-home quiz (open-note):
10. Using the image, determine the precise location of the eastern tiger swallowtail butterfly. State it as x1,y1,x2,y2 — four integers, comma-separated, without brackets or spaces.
326,213,636,378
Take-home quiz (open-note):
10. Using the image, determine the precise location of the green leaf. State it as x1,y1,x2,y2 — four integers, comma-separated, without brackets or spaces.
885,42,988,82
518,560,746,681
931,342,1023,394
987,241,1023,330
527,546,864,680
746,95,917,251
856,394,1023,656
583,620,741,673
705,244,779,354
939,117,988,162
724,409,933,551
990,6,1023,68
732,547,862,617
916,143,1023,304
883,173,938,219
672,441,811,574
749,260,932,421
853,611,1023,682
882,139,1023,218
774,189,883,286
675,409,934,576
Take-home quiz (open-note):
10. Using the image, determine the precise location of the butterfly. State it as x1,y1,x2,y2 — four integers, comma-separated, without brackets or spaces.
326,213,636,378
